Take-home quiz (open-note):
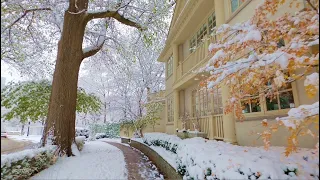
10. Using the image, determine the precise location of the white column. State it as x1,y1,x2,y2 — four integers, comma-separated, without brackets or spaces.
214,0,237,143
172,44,179,82
173,90,179,133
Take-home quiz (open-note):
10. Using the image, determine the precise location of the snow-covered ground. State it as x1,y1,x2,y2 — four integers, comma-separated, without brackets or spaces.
8,135,42,144
139,133,319,180
98,138,121,143
32,141,127,179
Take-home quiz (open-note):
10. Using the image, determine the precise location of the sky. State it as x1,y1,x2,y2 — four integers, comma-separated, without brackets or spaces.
1,61,23,85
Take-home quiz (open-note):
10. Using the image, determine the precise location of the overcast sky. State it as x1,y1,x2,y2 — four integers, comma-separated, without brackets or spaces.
1,61,24,84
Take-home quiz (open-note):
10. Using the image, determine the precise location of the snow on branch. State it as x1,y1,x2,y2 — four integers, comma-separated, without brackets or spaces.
85,10,145,31
82,22,106,59
278,101,319,129
2,7,51,33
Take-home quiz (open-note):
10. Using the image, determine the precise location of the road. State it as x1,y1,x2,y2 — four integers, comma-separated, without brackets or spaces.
1,137,36,154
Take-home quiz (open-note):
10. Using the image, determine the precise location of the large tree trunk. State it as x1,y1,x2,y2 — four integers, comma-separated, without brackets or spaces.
43,0,88,156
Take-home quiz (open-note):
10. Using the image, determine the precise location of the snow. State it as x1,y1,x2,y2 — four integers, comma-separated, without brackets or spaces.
97,138,121,143
130,147,165,180
308,39,319,46
1,145,57,168
149,146,177,168
304,72,319,89
32,141,127,180
71,143,81,156
279,101,319,129
75,136,86,144
8,135,42,143
140,133,319,180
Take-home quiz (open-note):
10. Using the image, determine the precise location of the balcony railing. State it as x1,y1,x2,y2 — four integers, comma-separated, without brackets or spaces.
179,114,224,140
176,35,215,81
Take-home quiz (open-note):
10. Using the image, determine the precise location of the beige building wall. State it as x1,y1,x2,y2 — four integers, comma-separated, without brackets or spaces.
155,0,318,148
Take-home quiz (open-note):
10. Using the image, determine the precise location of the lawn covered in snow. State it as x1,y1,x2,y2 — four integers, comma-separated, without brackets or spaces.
138,133,319,180
8,135,42,144
31,141,127,179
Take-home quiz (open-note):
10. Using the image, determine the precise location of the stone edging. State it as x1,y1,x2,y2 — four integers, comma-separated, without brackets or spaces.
121,138,182,180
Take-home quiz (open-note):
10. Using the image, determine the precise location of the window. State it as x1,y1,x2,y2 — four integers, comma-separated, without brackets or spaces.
240,78,296,115
213,88,223,114
266,83,295,111
241,96,261,113
192,88,212,117
167,97,174,122
189,35,196,53
231,0,245,13
208,12,216,35
192,90,198,117
197,24,208,45
167,55,173,77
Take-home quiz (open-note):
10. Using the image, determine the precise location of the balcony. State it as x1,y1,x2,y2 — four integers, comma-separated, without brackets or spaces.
176,35,215,82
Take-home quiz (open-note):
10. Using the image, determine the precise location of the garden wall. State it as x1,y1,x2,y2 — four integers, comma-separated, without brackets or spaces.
128,139,182,180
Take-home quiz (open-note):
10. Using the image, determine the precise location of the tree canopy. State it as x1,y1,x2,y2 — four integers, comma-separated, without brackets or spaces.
1,80,101,123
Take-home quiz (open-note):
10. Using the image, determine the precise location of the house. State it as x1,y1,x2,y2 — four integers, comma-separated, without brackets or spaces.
119,90,166,137
154,0,319,148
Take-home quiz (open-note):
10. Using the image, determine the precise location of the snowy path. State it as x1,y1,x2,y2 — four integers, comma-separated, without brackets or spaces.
32,141,127,179
104,141,164,180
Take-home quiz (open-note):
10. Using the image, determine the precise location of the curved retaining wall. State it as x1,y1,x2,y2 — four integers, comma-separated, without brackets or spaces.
121,138,182,180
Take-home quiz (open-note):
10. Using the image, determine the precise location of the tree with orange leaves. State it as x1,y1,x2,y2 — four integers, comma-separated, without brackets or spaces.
201,0,319,156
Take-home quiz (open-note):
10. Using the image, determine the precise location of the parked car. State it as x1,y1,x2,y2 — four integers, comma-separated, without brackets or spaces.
1,131,8,138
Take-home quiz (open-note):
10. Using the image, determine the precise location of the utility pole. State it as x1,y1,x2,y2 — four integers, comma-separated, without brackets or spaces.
27,120,31,137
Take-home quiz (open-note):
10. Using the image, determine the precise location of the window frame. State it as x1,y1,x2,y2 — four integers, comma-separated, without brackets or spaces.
212,88,223,115
241,81,300,118
167,55,173,78
230,0,245,13
167,96,174,123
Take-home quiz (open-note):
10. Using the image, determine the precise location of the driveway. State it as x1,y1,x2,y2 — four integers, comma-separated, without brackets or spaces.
1,137,36,154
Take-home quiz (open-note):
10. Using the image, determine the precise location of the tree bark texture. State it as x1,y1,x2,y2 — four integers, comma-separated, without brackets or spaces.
44,0,88,156
42,0,142,156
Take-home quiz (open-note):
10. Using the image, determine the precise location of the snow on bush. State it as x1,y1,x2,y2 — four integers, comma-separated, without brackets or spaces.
89,123,120,140
75,136,86,151
143,133,181,154
1,145,57,180
95,133,108,139
75,127,89,138
141,133,319,180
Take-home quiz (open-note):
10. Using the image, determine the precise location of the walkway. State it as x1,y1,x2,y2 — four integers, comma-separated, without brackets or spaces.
1,137,36,154
105,141,164,180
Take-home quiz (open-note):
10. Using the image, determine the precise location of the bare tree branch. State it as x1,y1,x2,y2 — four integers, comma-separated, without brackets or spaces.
306,0,319,12
2,8,51,33
85,11,145,31
82,42,104,59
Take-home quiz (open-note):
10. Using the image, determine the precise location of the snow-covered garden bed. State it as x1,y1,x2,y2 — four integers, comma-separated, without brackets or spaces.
139,133,319,180
1,145,57,180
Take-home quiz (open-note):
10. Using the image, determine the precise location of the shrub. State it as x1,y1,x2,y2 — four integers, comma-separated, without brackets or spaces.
89,123,120,139
95,133,107,139
75,127,89,138
1,145,57,180
75,136,86,151
141,133,319,180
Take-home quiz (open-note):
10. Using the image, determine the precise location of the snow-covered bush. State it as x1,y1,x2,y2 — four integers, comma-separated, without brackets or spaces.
75,127,89,138
141,133,319,180
89,123,120,139
143,133,181,154
95,133,107,139
1,145,57,180
75,136,86,151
